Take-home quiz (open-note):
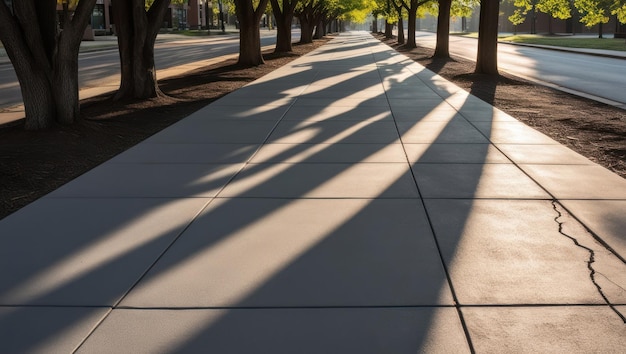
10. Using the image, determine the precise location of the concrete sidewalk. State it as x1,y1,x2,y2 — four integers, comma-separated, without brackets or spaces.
1,32,625,353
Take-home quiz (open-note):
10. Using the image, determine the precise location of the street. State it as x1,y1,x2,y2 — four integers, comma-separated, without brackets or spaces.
413,31,626,106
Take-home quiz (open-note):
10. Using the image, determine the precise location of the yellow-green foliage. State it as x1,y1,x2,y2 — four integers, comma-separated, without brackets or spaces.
614,3,626,22
536,0,571,19
451,0,478,18
574,0,612,26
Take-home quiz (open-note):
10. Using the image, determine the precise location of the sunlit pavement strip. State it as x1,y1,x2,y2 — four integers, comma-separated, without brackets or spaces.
1,32,625,353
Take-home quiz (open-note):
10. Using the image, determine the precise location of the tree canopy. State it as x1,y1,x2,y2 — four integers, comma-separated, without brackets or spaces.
508,0,626,30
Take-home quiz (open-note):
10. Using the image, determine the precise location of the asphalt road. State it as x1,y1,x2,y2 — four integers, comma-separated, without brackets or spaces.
413,31,626,107
0,30,289,109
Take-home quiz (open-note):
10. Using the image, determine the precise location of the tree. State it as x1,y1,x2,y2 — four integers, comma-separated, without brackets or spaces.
574,0,615,37
508,0,570,34
537,0,571,33
475,0,500,74
391,0,406,44
234,0,271,65
270,0,300,52
295,0,325,43
111,0,172,100
372,9,381,32
0,0,96,130
434,0,475,57
401,0,434,48
434,0,453,57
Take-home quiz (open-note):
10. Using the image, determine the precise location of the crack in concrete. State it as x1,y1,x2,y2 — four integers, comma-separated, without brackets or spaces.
552,200,626,324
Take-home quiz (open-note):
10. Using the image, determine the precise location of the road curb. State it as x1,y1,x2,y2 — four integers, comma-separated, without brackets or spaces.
498,40,626,60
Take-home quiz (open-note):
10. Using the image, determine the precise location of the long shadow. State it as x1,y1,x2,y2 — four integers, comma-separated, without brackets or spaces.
0,33,496,353
0,37,400,352
161,36,496,352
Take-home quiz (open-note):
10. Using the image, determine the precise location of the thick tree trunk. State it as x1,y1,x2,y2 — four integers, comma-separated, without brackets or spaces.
53,39,81,124
274,18,293,52
18,63,56,130
53,0,94,124
372,14,378,33
299,18,314,44
270,0,295,53
112,0,169,100
0,5,54,129
434,0,452,58
239,17,264,65
0,0,95,129
235,0,270,66
475,0,500,75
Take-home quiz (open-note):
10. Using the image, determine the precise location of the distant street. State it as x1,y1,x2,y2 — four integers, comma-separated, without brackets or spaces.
0,30,293,109
413,31,626,106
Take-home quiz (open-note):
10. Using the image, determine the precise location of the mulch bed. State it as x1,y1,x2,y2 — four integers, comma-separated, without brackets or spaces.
0,39,330,220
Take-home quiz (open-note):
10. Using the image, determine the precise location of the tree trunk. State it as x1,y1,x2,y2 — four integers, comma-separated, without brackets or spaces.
235,0,270,66
299,17,314,43
112,0,170,100
274,17,293,52
270,0,295,53
599,22,603,39
53,0,94,124
239,15,264,65
475,0,500,75
406,7,417,48
396,6,405,44
314,20,324,39
0,4,54,129
433,0,452,58
0,0,95,129
16,60,56,130
385,20,393,39
53,37,81,124
372,14,378,33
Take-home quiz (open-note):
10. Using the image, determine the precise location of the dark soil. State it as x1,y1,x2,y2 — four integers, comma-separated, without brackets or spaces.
2,34,625,220
375,34,626,180
0,39,330,220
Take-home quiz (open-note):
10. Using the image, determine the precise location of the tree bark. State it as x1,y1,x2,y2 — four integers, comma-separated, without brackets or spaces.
235,0,270,65
112,0,170,100
299,18,314,43
54,0,95,124
475,0,500,75
270,0,296,53
433,0,452,58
